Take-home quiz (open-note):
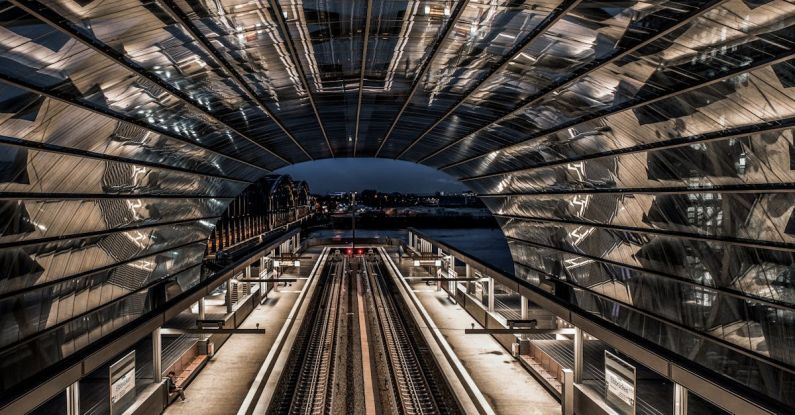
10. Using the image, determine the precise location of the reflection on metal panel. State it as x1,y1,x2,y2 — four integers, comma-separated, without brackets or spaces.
0,0,794,411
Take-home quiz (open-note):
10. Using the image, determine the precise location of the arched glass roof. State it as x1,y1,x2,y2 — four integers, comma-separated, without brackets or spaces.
0,0,794,411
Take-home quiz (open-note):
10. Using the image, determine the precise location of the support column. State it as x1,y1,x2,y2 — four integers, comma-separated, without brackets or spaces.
448,255,456,293
245,265,252,295
520,296,529,340
66,381,79,415
198,297,206,320
574,327,584,383
674,384,688,415
435,247,443,291
260,256,266,295
270,249,277,293
562,369,574,415
153,327,162,383
465,264,472,293
226,279,234,313
488,277,495,313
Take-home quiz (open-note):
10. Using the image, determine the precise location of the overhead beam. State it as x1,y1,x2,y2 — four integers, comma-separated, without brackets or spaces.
408,253,444,259
479,183,795,197
507,319,538,328
465,328,575,335
415,0,728,165
505,233,795,313
499,213,795,253
10,0,295,166
353,0,373,156
9,0,298,164
0,238,208,301
437,47,795,170
196,319,226,328
459,117,795,182
237,278,298,283
165,328,267,334
373,0,471,157
267,0,335,157
393,0,581,159
0,133,253,184
158,0,313,161
0,72,270,175
0,215,220,252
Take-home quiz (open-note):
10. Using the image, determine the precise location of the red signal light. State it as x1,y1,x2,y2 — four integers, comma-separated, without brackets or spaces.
346,248,353,256
357,249,363,255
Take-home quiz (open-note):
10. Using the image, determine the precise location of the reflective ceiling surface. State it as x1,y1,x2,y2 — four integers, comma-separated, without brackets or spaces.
0,0,794,411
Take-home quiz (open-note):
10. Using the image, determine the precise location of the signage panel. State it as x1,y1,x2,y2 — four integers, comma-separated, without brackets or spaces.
605,350,636,415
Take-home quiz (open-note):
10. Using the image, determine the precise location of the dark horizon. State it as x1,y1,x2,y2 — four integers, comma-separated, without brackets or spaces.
275,158,468,195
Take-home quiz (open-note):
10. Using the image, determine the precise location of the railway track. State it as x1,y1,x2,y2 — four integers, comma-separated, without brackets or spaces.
269,259,344,415
269,249,459,415
293,260,342,414
364,257,459,415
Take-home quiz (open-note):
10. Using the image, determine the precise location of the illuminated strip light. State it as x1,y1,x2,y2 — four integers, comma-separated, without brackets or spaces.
257,10,309,96
288,1,325,93
383,0,420,92
249,7,296,105
220,5,283,106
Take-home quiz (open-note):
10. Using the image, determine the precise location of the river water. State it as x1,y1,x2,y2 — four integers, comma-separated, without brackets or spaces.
305,227,514,274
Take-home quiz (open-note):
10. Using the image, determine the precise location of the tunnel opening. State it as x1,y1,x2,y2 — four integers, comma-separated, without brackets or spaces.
0,0,794,414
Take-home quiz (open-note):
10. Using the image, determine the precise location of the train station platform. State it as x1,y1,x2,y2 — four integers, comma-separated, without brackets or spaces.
391,253,560,415
162,249,320,415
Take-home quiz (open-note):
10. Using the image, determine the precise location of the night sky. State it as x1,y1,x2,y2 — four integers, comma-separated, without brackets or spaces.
275,158,468,194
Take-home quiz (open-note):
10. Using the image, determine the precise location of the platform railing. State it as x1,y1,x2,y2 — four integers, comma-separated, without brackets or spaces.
0,228,302,415
406,227,778,415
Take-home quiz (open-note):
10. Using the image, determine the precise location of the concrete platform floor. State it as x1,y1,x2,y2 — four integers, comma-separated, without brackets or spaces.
395,256,561,415
163,252,318,415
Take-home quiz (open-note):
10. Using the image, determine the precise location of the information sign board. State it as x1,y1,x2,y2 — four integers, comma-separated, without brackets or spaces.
605,350,636,415
109,351,136,415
